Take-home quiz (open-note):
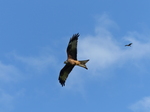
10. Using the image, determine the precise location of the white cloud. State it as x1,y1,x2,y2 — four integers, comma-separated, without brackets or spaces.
78,35,121,69
0,89,14,112
15,55,55,71
64,68,87,96
0,61,22,83
12,51,58,74
0,88,25,112
78,14,150,72
95,13,119,31
0,61,24,112
129,97,150,112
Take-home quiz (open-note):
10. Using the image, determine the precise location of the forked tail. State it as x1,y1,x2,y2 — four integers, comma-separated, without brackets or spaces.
78,59,89,69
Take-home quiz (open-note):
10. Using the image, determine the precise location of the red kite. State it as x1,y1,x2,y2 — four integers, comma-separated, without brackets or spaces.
58,33,89,86
125,43,132,47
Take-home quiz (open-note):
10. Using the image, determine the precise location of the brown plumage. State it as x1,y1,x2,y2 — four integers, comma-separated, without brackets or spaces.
58,33,89,86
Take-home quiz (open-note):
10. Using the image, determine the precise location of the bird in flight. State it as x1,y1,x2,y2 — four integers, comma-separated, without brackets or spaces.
58,33,89,86
125,43,132,47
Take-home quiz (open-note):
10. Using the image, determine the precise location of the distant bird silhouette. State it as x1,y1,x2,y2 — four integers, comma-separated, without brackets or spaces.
58,33,89,87
125,43,132,47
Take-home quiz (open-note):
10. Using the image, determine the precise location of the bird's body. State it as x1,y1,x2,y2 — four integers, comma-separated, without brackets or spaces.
66,58,80,65
58,33,89,86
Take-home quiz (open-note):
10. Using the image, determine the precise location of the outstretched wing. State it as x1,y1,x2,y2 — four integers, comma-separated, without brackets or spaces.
129,43,132,46
58,64,75,86
67,33,79,60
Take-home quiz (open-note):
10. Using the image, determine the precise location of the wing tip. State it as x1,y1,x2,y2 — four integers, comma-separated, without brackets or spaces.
73,33,80,37
58,78,65,87
70,33,80,41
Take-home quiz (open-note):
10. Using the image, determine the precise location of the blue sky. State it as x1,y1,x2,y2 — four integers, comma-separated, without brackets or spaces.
1,0,150,112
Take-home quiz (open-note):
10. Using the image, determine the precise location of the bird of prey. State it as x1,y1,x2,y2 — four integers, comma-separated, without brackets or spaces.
125,43,132,47
58,33,89,86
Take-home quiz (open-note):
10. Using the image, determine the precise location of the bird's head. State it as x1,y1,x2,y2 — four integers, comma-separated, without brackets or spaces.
64,60,68,64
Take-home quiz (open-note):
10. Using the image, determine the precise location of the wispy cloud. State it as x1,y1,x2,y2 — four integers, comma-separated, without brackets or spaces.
11,48,59,75
0,59,25,112
64,68,87,96
0,89,14,112
0,48,59,111
0,88,25,112
78,14,150,72
0,61,22,83
14,54,56,72
129,96,150,112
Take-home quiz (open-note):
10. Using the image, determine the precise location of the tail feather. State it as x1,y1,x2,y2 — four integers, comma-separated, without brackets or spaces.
78,59,89,69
